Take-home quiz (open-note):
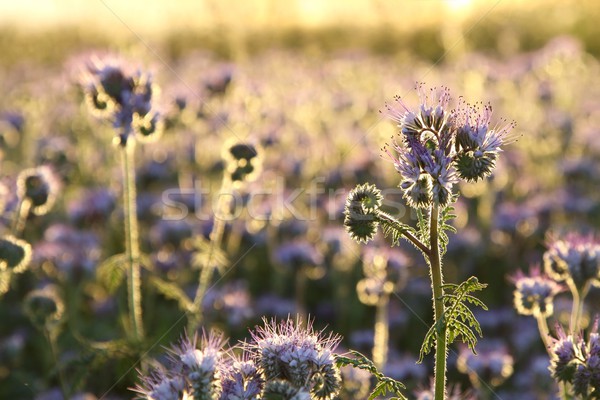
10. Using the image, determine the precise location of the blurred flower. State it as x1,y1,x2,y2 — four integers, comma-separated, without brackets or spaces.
338,364,371,400
457,340,514,388
222,140,262,185
32,224,100,280
543,232,600,291
68,188,116,227
511,265,563,318
81,55,163,144
16,166,59,215
0,235,32,274
24,285,64,330
274,240,324,274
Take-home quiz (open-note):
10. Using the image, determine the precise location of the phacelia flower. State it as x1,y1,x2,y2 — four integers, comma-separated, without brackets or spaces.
549,324,581,384
16,166,59,215
511,265,563,318
248,317,342,400
383,84,515,208
133,369,189,400
222,140,262,185
0,235,32,274
82,55,163,145
167,331,226,400
220,352,264,400
543,232,600,291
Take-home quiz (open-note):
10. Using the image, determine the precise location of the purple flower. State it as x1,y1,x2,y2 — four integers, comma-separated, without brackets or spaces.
543,232,600,290
247,317,342,399
383,84,515,208
511,265,563,318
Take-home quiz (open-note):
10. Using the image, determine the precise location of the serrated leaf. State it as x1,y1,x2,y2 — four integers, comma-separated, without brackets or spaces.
149,277,192,311
96,254,128,293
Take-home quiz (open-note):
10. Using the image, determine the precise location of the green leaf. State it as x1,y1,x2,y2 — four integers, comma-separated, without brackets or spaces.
149,277,192,311
336,350,408,400
192,237,229,273
419,276,488,362
96,254,128,293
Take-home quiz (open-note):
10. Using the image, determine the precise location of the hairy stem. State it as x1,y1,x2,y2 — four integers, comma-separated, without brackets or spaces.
121,140,144,340
429,202,447,400
376,210,430,256
568,280,590,334
373,292,390,370
189,176,231,332
11,197,31,237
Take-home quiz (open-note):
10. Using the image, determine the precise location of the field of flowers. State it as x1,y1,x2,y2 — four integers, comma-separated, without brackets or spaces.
2,3,600,399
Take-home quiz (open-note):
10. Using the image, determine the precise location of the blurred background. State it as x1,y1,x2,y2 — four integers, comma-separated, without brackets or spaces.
2,1,600,399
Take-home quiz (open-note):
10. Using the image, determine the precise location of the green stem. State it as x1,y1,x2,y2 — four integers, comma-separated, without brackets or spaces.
429,202,447,400
295,267,307,319
536,315,552,356
189,176,231,332
11,197,31,237
568,280,590,334
121,140,144,340
44,327,69,400
376,210,430,256
373,292,390,370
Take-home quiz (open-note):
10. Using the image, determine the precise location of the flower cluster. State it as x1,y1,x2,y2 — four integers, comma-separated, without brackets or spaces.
549,323,600,397
544,232,600,291
82,55,162,145
134,318,342,400
384,84,515,208
512,266,563,318
248,318,342,400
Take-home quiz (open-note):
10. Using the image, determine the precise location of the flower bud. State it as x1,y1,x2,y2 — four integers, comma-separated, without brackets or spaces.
454,151,496,182
344,184,382,243
133,111,163,142
406,175,432,209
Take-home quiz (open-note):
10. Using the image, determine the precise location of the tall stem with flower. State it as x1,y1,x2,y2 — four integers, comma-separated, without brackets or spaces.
81,56,163,341
344,84,515,399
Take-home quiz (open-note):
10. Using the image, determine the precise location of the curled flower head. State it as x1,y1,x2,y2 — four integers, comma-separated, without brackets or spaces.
248,317,342,400
16,166,59,215
0,236,32,274
511,265,563,318
383,84,515,208
24,285,64,329
81,55,162,145
343,183,382,243
543,232,600,291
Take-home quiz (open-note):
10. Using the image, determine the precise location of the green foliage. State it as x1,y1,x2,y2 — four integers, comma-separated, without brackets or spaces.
192,237,229,274
96,254,128,294
438,198,458,256
416,208,430,247
418,276,487,363
335,350,407,400
149,276,192,311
